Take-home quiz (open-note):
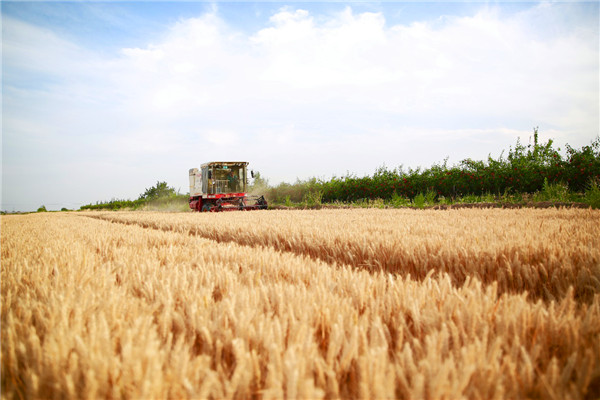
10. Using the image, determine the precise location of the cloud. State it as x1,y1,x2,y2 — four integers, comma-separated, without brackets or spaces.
106,6,598,136
2,4,598,210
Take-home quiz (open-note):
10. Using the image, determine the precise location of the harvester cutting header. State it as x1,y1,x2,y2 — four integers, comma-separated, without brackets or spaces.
189,161,267,212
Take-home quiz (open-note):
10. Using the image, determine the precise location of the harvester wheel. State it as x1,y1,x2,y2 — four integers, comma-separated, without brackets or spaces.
201,203,212,212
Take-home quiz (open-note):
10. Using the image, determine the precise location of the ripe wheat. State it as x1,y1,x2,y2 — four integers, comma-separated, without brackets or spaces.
1,209,599,399
88,208,600,303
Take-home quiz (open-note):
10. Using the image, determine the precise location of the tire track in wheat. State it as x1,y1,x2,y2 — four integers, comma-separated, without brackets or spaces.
81,209,600,303
3,213,600,399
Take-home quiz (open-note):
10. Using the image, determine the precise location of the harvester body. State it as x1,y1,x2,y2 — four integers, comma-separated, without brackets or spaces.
189,161,267,212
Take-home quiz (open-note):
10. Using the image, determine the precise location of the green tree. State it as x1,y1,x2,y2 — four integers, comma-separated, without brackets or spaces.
139,181,176,201
37,205,47,212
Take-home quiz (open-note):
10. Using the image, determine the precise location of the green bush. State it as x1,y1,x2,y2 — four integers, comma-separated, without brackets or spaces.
80,198,145,211
413,193,425,209
534,178,570,202
317,130,599,203
81,182,182,211
388,191,410,208
139,181,176,201
584,179,600,209
304,190,323,207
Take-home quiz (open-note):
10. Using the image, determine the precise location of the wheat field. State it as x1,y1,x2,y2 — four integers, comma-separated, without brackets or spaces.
2,209,599,399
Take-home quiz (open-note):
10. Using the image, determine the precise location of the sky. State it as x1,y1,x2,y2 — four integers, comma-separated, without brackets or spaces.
2,1,599,211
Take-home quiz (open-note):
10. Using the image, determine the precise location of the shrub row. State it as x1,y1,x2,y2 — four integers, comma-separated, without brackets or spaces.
80,198,146,211
80,181,186,211
318,132,599,202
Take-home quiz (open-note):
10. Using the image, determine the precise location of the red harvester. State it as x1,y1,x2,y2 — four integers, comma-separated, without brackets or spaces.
189,161,268,212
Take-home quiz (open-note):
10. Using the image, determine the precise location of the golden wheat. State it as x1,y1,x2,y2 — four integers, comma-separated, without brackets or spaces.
1,210,599,399
87,208,600,302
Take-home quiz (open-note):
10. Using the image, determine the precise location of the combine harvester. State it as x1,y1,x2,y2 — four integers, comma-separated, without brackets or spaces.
189,161,268,212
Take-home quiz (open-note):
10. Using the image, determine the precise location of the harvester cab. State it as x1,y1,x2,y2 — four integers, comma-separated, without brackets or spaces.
189,161,268,212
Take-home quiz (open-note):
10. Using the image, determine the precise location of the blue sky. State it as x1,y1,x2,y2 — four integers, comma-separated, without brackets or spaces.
2,1,599,211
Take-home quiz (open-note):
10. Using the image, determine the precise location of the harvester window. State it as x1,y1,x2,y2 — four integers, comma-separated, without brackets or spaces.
221,168,238,192
203,164,247,194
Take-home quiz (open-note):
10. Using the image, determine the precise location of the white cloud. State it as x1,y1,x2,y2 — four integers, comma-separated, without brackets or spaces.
2,4,598,210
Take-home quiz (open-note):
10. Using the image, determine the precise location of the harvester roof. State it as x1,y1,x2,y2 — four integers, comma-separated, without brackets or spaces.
201,161,249,168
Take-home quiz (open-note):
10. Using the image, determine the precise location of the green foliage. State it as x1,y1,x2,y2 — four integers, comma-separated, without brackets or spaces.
303,190,323,207
482,193,495,203
388,191,410,208
264,177,317,204
458,194,482,204
563,137,600,192
60,208,69,212
425,190,436,205
584,178,600,209
409,190,437,209
436,196,453,205
80,198,145,211
413,193,425,209
139,181,176,201
533,178,570,202
81,181,182,211
314,129,599,204
37,205,47,212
